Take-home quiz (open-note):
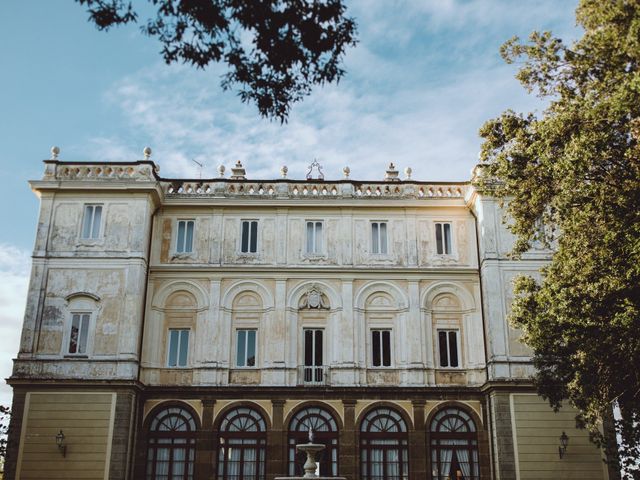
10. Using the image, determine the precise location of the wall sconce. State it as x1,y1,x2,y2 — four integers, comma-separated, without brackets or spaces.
55,429,66,457
558,431,569,459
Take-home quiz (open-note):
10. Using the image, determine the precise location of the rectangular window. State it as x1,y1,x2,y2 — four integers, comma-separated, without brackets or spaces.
68,313,90,354
305,221,323,254
176,220,195,253
435,222,452,255
241,220,258,253
303,329,324,383
371,329,391,367
167,329,189,367
371,222,388,254
236,329,257,367
438,330,459,367
81,204,102,239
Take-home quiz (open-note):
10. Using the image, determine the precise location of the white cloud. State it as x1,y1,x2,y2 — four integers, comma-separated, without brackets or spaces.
0,244,30,408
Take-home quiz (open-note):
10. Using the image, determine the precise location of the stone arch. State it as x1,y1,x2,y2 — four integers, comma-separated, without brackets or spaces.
283,401,344,431
422,282,476,313
355,401,414,431
354,281,409,311
286,281,342,311
152,280,209,311
424,401,483,429
213,401,273,431
143,400,202,430
221,280,274,311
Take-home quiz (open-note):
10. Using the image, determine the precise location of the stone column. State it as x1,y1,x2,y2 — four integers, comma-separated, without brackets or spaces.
197,397,216,479
489,392,517,480
409,401,426,480
340,399,357,479
267,399,286,480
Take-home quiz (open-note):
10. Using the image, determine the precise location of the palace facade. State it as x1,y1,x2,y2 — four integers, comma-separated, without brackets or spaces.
5,155,612,480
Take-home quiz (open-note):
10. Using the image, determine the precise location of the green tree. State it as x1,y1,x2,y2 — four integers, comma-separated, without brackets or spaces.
0,405,9,469
477,0,640,477
75,0,357,122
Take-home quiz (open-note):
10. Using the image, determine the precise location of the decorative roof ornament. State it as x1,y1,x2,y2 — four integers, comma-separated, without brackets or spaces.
50,146,60,160
143,147,152,160
280,165,288,178
343,166,350,179
230,160,246,180
384,162,400,181
404,167,412,180
306,159,324,180
217,164,226,178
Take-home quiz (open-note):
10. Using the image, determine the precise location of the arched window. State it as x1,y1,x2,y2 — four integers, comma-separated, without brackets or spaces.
360,407,409,480
146,406,197,480
288,406,339,476
429,407,479,480
217,407,267,480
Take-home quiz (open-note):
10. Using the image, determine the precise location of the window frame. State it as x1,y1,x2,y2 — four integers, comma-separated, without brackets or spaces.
217,407,267,480
359,407,409,480
236,328,258,368
370,221,389,255
435,221,453,255
175,219,195,254
66,311,92,356
436,329,461,368
240,219,259,254
370,328,393,368
167,328,190,368
80,204,103,240
304,220,324,255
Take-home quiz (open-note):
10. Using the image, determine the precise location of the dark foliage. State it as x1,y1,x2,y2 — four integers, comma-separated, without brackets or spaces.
75,0,357,122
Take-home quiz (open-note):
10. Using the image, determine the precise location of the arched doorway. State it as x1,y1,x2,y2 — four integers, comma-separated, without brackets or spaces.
216,406,267,480
429,407,480,480
359,407,409,480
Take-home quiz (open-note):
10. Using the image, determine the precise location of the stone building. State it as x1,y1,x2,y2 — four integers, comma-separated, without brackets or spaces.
5,153,611,479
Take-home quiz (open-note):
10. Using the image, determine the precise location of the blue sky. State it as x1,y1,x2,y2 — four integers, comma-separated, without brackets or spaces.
0,0,580,405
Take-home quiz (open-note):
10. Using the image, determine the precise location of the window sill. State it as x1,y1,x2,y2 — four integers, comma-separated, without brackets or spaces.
63,354,89,359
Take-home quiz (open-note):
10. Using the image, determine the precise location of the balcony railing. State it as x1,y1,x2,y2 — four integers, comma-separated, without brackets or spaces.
298,365,329,386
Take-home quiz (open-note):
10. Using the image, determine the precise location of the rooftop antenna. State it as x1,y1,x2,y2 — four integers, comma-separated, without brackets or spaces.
191,158,204,179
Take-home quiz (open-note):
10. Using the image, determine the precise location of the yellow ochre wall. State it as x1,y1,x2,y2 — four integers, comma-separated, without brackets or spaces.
512,393,608,480
15,392,115,480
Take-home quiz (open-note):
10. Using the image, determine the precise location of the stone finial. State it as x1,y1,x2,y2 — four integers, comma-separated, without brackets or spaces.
280,165,288,178
143,147,152,160
404,167,412,180
217,164,226,178
343,166,350,179
50,146,60,160
230,160,246,180
385,162,399,181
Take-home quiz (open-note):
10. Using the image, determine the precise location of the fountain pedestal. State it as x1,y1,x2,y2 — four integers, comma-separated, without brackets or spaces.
275,429,347,480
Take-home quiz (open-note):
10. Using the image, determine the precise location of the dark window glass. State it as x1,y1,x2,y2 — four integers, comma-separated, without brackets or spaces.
241,221,250,252
436,223,443,254
382,330,391,366
448,331,458,367
250,221,258,252
438,331,448,367
372,330,381,367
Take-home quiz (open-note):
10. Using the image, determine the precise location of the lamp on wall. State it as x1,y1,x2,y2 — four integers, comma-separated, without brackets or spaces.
55,429,66,457
558,431,569,459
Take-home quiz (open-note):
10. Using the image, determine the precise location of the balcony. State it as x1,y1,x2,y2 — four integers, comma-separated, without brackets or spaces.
298,365,329,386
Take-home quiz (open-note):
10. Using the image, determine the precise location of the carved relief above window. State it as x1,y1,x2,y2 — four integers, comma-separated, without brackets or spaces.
298,285,329,310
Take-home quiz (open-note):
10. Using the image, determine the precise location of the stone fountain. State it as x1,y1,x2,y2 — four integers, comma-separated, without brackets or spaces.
275,428,347,480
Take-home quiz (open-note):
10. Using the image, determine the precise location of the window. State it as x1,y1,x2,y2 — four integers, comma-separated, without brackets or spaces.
371,222,388,254
438,330,459,368
360,407,408,480
241,220,258,253
435,222,452,255
146,406,197,480
217,407,267,480
167,329,189,367
303,329,324,383
81,204,102,239
68,313,90,354
371,329,392,367
305,221,323,254
288,407,338,476
236,329,257,367
429,407,479,480
176,220,194,253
